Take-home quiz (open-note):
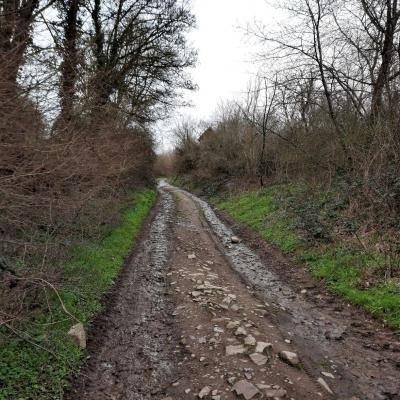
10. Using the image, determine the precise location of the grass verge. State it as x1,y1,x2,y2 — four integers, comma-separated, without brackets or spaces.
0,189,156,400
214,185,400,329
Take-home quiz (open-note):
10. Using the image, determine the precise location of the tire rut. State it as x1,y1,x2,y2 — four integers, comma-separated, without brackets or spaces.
67,182,400,400
162,181,400,400
66,189,179,400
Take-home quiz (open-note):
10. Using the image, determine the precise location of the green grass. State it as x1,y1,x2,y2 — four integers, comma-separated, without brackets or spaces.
0,189,156,400
217,187,299,253
215,186,400,329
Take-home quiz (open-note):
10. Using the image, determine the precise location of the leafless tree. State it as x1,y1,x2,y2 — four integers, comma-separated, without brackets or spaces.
0,1,59,97
0,0,196,345
57,0,81,129
88,0,196,125
241,77,279,186
0,0,40,94
360,0,400,118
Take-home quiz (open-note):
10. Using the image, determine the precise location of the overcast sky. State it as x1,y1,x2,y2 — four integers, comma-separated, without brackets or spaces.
156,0,279,152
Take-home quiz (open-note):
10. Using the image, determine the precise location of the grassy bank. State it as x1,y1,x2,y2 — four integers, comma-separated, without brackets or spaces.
214,185,400,329
0,189,156,400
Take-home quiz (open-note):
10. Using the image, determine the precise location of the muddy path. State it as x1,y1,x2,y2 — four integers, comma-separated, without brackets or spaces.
67,182,400,400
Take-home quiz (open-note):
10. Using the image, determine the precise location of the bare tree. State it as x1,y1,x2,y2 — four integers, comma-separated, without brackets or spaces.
241,77,279,186
360,0,400,118
88,0,196,125
173,117,200,173
305,0,351,163
0,0,39,93
57,0,81,128
0,1,57,97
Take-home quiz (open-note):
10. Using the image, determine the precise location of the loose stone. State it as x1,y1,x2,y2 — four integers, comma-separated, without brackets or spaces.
249,353,268,366
227,320,241,329
255,342,272,353
232,380,260,400
317,377,334,394
321,371,335,379
231,236,241,244
226,344,247,356
244,335,257,346
235,327,248,336
265,386,287,398
198,386,211,398
68,323,86,349
279,351,300,366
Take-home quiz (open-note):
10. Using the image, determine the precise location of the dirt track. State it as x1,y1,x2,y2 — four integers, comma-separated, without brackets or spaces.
67,182,400,400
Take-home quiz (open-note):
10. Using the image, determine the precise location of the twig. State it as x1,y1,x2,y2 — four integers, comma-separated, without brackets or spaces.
5,273,80,323
2,322,58,358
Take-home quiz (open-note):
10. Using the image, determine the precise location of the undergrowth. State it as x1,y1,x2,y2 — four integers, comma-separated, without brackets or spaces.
215,185,400,329
0,189,156,400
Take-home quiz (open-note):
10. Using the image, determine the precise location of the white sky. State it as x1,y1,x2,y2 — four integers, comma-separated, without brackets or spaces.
156,0,280,152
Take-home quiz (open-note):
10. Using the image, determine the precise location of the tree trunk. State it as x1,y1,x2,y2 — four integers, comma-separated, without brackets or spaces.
89,0,112,118
307,0,351,169
58,0,80,129
370,2,397,119
258,132,267,187
0,0,39,97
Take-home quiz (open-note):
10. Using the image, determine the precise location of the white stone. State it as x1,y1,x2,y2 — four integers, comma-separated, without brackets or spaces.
279,350,300,366
244,335,257,346
255,342,272,353
231,236,241,243
232,380,259,400
235,327,248,336
265,386,287,398
226,344,247,356
249,352,268,366
227,320,241,329
317,377,334,394
198,386,211,398
67,322,86,349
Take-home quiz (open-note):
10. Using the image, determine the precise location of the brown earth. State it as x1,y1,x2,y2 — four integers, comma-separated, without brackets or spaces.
66,182,400,400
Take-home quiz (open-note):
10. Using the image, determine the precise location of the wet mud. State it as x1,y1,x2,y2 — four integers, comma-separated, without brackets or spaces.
66,190,179,399
67,182,400,400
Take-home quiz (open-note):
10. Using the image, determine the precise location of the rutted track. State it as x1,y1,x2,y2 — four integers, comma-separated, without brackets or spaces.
162,181,400,400
68,182,400,400
67,189,179,400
